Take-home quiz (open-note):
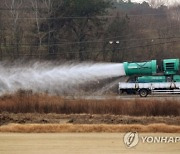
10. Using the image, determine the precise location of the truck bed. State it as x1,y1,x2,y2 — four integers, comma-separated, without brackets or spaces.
119,82,180,97
118,82,180,89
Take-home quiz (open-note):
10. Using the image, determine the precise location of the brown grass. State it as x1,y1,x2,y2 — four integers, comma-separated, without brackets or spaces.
0,90,180,116
0,123,180,133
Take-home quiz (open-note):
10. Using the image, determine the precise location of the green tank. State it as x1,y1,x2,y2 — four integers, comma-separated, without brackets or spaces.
137,76,166,83
123,60,157,76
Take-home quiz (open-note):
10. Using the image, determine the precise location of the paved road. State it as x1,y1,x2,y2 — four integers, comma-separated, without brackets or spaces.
0,133,179,154
66,94,180,101
117,94,180,100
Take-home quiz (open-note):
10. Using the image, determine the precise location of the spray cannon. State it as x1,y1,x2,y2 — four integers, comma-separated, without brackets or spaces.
122,59,180,83
119,58,180,97
123,60,157,76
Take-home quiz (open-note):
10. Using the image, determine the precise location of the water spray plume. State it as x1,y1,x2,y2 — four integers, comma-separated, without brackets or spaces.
0,62,125,95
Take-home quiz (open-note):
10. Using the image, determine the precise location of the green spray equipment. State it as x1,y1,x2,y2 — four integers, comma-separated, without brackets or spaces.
123,60,157,76
123,58,180,83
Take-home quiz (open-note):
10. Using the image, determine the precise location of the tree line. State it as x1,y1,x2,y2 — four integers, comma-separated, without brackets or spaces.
0,0,180,62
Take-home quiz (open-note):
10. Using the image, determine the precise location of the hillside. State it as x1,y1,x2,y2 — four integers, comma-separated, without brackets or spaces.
0,0,179,62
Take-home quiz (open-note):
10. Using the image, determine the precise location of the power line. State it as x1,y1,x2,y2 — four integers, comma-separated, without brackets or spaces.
1,23,179,40
0,8,45,11
1,40,179,57
0,8,168,17
61,40,180,55
57,36,180,46
112,40,180,51
1,36,179,47
0,13,171,20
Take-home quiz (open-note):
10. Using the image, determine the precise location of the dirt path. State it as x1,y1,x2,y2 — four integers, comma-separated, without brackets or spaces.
1,113,180,126
0,133,179,154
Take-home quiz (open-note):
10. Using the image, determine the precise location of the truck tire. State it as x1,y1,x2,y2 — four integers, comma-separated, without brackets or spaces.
139,89,148,97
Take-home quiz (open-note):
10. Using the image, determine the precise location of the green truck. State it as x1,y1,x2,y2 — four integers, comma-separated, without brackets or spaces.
119,58,180,97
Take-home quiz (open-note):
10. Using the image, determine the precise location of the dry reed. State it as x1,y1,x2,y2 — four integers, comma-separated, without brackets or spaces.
0,123,179,133
0,90,179,116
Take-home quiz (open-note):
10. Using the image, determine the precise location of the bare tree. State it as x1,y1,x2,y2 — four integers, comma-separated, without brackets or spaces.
41,0,64,59
5,0,23,58
31,0,42,47
43,0,54,55
0,13,3,60
169,5,180,21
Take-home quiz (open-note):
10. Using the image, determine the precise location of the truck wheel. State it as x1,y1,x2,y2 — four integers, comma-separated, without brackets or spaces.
139,89,148,97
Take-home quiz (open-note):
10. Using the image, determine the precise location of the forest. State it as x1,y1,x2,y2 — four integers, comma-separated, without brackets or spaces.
0,0,180,62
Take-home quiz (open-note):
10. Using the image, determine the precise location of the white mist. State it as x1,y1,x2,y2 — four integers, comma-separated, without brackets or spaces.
0,62,125,95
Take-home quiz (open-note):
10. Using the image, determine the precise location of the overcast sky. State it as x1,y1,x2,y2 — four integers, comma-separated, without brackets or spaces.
129,0,179,6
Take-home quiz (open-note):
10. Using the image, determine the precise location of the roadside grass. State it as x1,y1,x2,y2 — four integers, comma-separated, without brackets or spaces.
0,123,179,133
0,90,179,116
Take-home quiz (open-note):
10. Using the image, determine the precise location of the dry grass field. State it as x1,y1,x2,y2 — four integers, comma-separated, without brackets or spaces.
0,133,179,154
0,91,179,154
0,91,179,116
0,123,180,133
0,91,179,133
